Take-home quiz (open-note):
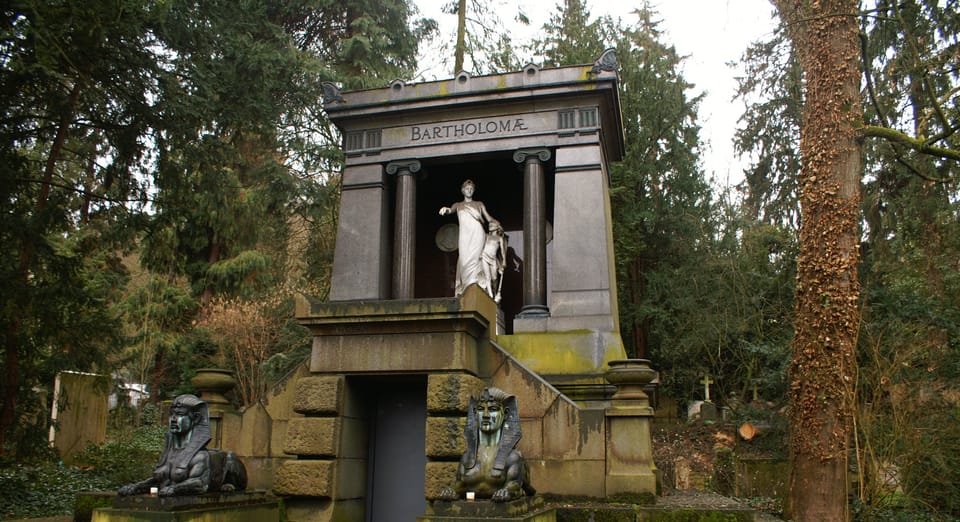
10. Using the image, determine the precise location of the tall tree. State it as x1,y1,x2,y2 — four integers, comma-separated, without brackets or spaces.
738,0,959,516
422,0,527,76
535,2,721,397
136,0,431,399
0,0,161,456
773,1,863,520
855,0,960,514
734,30,803,229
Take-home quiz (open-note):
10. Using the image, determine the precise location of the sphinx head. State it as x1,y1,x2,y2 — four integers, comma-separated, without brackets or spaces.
168,394,206,435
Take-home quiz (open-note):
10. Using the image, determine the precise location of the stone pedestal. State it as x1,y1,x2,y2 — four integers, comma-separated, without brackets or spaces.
604,359,659,497
419,497,555,522
92,492,280,522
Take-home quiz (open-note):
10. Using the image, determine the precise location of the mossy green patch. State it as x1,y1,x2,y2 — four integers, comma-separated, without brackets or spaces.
497,331,625,374
74,492,115,522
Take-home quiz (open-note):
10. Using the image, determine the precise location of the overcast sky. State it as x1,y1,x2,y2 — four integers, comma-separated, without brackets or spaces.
414,0,779,187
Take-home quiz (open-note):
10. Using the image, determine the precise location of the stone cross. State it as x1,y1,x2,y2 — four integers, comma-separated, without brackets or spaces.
700,374,714,402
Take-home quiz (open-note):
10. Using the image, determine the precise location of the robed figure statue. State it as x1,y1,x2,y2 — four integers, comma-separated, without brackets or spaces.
439,180,505,301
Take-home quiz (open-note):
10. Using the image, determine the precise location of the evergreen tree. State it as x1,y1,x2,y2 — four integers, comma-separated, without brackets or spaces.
0,0,433,451
422,0,528,76
535,1,728,397
737,0,958,515
0,0,162,457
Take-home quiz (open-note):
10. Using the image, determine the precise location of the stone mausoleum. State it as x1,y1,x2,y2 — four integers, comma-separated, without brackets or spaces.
211,52,658,522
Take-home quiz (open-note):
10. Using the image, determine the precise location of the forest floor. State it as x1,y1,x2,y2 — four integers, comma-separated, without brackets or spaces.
652,421,786,521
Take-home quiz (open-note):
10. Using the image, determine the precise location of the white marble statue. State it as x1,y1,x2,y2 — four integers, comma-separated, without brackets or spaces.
439,180,502,300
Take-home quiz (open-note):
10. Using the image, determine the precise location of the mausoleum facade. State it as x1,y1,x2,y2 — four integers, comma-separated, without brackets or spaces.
240,53,656,521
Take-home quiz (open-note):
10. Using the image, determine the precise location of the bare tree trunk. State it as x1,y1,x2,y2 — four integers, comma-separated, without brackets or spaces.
454,0,466,74
773,1,862,520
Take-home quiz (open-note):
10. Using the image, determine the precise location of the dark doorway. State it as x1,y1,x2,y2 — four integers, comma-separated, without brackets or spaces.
363,376,427,522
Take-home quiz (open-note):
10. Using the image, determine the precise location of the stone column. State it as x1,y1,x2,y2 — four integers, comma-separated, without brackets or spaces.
604,359,658,497
386,160,421,299
513,148,551,316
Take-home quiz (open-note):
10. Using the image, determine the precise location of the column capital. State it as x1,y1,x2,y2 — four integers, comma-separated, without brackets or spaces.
512,148,551,164
385,159,422,175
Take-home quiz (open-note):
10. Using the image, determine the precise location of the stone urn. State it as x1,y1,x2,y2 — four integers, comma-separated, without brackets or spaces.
604,359,657,401
190,368,236,405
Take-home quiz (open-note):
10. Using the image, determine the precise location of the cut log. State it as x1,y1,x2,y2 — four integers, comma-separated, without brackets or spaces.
738,421,770,441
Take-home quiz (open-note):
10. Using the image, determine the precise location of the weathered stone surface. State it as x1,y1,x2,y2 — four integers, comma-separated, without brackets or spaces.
424,496,546,517
328,164,390,302
283,497,366,522
339,417,368,459
427,373,483,413
488,354,559,419
52,371,109,464
273,460,334,497
516,419,542,458
527,459,605,497
335,458,368,499
542,401,604,460
263,361,311,419
425,461,458,500
292,375,344,415
604,412,657,496
311,331,479,374
284,417,339,456
425,417,466,458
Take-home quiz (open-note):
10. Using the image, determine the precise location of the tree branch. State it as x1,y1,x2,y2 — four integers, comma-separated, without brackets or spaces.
861,124,960,172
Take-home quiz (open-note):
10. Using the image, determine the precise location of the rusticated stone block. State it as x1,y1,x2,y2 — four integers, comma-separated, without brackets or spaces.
284,417,339,456
272,459,334,497
424,461,458,500
425,417,466,458
293,375,344,415
427,373,483,413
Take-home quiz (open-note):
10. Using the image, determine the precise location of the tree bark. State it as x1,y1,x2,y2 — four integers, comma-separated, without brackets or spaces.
773,1,862,520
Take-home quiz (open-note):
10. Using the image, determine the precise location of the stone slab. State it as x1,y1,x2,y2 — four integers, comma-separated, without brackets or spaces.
420,497,555,522
110,492,272,511
93,492,279,522
52,371,110,464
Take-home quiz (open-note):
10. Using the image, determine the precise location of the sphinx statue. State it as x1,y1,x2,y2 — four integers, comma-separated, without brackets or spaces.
439,387,535,502
118,394,247,497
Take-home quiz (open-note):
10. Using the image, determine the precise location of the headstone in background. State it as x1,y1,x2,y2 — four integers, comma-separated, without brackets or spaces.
49,371,109,463
699,400,719,422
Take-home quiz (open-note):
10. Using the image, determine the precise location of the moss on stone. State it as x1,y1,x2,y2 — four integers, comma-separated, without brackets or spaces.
74,491,114,522
497,331,625,375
